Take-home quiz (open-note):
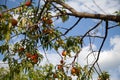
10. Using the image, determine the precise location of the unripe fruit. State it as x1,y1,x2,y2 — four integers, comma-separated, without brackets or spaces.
25,1,31,6
11,18,18,26
58,40,64,44
62,50,67,56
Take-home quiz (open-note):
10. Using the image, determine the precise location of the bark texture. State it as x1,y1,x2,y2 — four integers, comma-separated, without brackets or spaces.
51,0,120,22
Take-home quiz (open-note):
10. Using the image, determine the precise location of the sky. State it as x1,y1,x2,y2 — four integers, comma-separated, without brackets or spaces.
0,0,120,80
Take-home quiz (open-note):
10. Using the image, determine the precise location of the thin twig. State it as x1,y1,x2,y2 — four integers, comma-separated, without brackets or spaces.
63,18,82,35
88,35,102,74
71,50,80,66
43,48,50,64
92,0,106,14
89,20,108,73
82,3,98,13
51,3,64,14
86,35,104,38
56,50,63,59
81,20,103,47
1,5,22,13
94,66,100,76
108,24,119,29
37,0,49,19
37,18,82,48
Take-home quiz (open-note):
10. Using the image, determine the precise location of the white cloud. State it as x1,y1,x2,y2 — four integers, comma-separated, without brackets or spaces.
0,61,8,68
98,35,120,80
0,35,120,79
40,52,61,66
0,0,120,79
96,36,120,80
66,0,120,14
98,36,120,69
40,35,120,79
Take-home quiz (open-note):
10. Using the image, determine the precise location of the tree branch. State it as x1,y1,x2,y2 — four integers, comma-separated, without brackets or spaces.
81,20,103,47
63,18,82,35
52,0,120,22
90,20,108,73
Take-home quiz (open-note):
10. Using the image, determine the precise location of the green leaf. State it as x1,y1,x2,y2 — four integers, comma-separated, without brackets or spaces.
5,30,10,42
3,56,8,62
0,7,2,11
61,15,69,22
2,5,7,9
0,5,7,9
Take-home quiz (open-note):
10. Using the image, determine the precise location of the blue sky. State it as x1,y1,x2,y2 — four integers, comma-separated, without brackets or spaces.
0,0,120,80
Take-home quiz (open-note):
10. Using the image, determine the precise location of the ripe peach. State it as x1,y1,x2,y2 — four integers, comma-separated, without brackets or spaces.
32,59,38,64
11,18,18,26
62,50,67,56
71,67,76,74
30,55,36,60
25,1,31,6
18,47,24,52
42,17,47,21
46,19,53,24
34,54,38,59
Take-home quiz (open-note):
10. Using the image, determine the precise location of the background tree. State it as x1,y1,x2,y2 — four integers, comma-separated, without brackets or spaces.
0,0,120,80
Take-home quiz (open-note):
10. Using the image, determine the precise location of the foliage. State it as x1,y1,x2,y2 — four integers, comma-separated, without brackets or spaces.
0,0,119,80
98,71,110,80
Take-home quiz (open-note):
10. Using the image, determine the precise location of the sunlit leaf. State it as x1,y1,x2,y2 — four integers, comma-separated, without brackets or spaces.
61,15,69,22
5,30,10,42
